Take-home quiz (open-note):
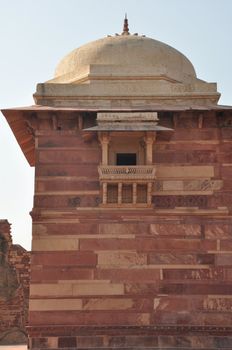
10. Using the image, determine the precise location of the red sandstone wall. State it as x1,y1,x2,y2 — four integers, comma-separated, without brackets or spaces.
28,110,232,349
0,220,30,345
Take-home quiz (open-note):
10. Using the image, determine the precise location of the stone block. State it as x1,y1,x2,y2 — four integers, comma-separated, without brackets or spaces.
30,281,124,297
95,268,160,282
125,283,159,295
109,335,158,347
160,282,232,295
221,165,232,179
216,254,232,266
97,251,147,267
30,266,94,282
203,297,232,312
154,152,187,163
148,253,214,265
162,180,184,190
29,310,150,326
213,336,232,348
38,149,100,164
156,165,214,178
58,336,77,348
154,296,202,312
76,336,104,348
36,163,98,177
29,298,82,311
72,282,124,296
205,224,231,239
38,134,99,148
82,298,134,310
32,236,79,251
158,335,191,348
47,337,58,349
35,222,98,235
80,238,134,251
36,178,99,192
150,223,201,237
34,193,98,208
146,238,216,252
31,251,97,267
31,337,48,349
187,150,217,163
32,224,47,235
30,283,73,297
163,267,224,281
220,240,232,251
99,223,149,235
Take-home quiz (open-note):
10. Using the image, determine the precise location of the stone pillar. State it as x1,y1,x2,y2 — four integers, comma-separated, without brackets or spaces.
118,183,122,204
99,132,110,165
147,182,152,205
102,183,107,204
133,183,137,204
144,132,155,165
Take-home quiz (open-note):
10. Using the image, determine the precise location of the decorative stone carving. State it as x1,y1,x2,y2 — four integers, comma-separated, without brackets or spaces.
153,195,208,208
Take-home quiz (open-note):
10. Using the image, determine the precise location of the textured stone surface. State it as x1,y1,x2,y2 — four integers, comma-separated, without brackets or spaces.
24,110,232,348
0,220,30,345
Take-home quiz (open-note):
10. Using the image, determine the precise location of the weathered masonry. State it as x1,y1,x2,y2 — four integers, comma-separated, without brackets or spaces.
0,220,30,345
2,18,232,350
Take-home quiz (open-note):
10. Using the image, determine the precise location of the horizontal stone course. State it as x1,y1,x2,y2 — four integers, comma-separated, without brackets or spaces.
33,222,98,235
38,149,101,164
38,134,99,148
160,283,232,295
34,194,99,208
79,238,216,253
95,268,160,282
35,179,99,192
30,266,93,282
31,251,97,267
151,310,232,326
148,253,214,265
36,164,99,177
163,268,224,281
30,282,124,298
29,311,150,326
32,236,79,251
150,223,201,237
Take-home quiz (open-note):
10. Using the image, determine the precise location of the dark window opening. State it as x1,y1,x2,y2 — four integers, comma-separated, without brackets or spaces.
116,153,137,166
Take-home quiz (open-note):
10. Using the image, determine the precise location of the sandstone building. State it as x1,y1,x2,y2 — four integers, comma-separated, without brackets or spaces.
2,18,232,349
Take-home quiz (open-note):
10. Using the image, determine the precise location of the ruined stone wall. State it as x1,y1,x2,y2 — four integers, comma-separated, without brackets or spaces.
0,220,30,345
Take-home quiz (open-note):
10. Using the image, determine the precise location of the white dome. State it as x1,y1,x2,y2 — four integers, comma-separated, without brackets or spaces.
54,35,196,83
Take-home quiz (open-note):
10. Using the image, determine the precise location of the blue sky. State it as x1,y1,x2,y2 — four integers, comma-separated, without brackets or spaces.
0,0,232,250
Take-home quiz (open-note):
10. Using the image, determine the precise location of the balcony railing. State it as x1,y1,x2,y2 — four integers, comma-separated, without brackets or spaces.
98,165,156,181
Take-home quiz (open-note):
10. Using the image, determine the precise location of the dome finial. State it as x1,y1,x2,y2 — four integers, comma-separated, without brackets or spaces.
122,13,130,35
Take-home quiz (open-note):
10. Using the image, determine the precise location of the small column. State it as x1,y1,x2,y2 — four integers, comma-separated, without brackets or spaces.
78,115,83,130
103,183,107,205
133,183,137,204
144,132,156,165
147,182,152,205
118,183,122,204
99,132,110,165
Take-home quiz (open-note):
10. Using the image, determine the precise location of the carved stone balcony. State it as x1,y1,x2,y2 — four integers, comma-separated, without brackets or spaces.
98,165,156,182
98,165,155,206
